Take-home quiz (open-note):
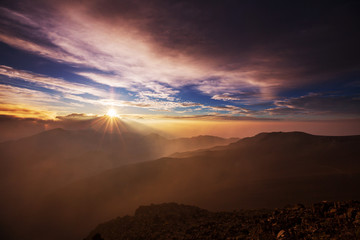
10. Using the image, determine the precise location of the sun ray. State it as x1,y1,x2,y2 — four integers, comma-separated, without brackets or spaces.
106,108,117,118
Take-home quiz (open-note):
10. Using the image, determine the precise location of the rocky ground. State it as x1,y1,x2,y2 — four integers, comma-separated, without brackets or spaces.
86,201,360,240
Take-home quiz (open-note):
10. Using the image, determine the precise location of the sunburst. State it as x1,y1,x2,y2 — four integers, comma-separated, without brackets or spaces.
106,108,117,118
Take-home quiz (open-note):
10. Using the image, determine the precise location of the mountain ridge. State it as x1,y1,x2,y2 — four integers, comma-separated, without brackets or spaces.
31,131,360,240
1,131,359,240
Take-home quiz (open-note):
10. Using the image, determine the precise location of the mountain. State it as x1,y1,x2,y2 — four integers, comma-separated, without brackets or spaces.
1,131,359,240
0,126,237,240
24,131,359,240
85,201,360,240
0,127,236,190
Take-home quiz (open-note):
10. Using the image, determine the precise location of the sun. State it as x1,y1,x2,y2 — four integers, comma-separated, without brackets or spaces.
106,108,117,118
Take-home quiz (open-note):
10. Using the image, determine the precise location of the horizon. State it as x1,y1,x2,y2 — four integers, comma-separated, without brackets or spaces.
1,114,360,142
0,0,359,138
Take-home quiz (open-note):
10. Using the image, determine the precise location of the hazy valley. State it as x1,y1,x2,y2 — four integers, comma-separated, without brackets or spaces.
0,125,237,240
1,129,359,240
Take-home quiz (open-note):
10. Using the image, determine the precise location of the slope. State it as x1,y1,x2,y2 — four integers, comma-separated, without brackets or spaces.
34,132,360,240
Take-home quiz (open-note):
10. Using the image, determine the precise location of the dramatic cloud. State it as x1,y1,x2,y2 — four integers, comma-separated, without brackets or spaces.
0,65,106,97
0,0,359,119
269,93,360,117
0,84,61,108
211,90,264,104
0,103,55,119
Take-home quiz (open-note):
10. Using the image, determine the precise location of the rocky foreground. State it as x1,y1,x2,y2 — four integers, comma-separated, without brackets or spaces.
86,201,360,240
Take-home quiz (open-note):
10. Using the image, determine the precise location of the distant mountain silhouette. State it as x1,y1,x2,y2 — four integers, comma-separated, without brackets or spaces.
42,132,360,240
0,127,236,240
0,127,236,189
1,131,359,240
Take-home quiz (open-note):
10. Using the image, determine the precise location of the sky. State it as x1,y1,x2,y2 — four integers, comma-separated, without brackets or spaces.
0,0,359,137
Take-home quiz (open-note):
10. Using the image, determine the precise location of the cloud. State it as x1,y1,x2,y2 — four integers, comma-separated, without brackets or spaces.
0,65,106,97
212,94,242,101
0,0,359,118
266,93,360,117
265,107,306,116
75,72,134,89
0,103,55,119
0,83,97,116
61,91,202,112
75,0,359,90
0,0,305,100
0,4,213,92
144,114,277,121
180,102,202,107
0,84,60,106
112,99,202,111
211,90,264,104
138,90,179,101
55,113,97,120
207,105,249,114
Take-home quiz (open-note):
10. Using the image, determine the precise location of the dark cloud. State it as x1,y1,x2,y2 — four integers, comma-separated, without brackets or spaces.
56,113,94,120
180,102,202,107
78,0,360,87
265,107,307,116
4,0,359,88
269,93,360,116
159,114,277,121
0,6,66,54
0,0,359,119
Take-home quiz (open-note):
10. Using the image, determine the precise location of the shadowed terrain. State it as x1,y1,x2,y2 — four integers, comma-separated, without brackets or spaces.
4,131,357,240
0,126,236,240
85,201,360,240
0,126,236,190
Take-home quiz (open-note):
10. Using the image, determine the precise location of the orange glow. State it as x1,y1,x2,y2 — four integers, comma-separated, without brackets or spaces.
0,103,56,120
140,119,360,138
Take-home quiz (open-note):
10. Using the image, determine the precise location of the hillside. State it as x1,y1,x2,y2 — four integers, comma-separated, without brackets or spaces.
0,127,236,240
0,127,236,191
32,132,360,240
86,201,360,240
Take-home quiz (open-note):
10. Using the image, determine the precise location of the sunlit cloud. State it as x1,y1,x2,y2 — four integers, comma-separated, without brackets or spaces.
211,90,266,104
0,4,266,100
0,84,61,105
207,105,249,114
0,1,358,120
130,113,276,121
0,103,55,119
212,93,242,101
0,84,91,116
0,65,106,97
61,91,199,113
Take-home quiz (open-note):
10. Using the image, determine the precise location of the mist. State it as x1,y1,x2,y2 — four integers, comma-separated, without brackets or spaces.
1,128,359,240
1,115,360,143
0,119,238,240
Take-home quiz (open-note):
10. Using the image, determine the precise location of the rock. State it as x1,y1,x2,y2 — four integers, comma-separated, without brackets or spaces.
329,208,337,214
85,200,360,240
277,230,286,239
347,208,356,218
92,233,104,240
